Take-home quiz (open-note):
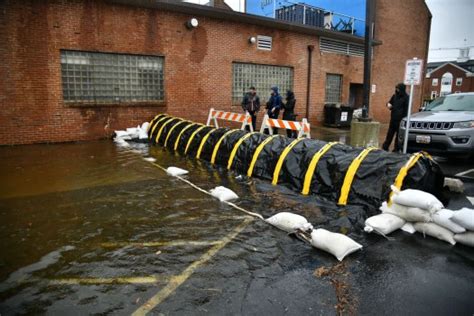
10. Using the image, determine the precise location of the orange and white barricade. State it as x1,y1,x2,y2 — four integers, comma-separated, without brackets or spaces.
260,114,311,138
206,108,253,131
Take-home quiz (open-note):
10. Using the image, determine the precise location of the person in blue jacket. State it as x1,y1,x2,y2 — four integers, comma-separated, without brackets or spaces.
265,86,282,134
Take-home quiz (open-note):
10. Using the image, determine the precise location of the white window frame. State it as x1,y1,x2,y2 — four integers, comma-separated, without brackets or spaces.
456,77,463,86
431,78,438,86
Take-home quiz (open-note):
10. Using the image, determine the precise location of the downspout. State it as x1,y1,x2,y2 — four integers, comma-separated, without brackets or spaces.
306,45,314,119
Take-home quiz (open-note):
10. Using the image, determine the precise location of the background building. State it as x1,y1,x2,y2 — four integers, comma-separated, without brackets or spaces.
0,0,431,145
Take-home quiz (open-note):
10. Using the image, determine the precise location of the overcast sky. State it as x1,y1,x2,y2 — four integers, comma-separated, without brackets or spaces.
425,0,473,62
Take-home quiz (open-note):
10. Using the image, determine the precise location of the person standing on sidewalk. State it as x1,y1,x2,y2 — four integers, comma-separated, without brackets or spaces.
241,86,260,131
382,83,409,152
265,86,282,134
282,90,297,138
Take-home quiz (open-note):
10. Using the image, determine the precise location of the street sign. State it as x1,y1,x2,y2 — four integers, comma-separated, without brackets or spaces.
404,58,423,85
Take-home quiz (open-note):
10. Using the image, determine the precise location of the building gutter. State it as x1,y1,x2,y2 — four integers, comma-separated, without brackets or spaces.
306,45,314,119
108,0,381,45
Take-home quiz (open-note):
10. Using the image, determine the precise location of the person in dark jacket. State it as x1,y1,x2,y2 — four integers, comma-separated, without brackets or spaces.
265,86,282,134
283,90,297,138
382,83,409,152
241,86,260,131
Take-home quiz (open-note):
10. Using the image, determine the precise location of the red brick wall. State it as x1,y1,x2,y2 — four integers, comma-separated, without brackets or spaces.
0,0,429,145
423,63,474,99
370,0,431,122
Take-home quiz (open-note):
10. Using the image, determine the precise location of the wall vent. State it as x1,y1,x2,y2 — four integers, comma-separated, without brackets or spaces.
257,35,272,51
320,38,364,57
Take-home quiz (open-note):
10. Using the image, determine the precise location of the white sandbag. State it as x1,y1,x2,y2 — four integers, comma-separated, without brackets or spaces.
364,213,405,235
310,229,362,262
265,212,313,233
432,209,466,234
113,137,130,147
414,222,456,245
391,185,443,213
141,122,150,131
454,232,474,247
450,207,474,231
143,157,156,163
380,201,431,223
126,127,140,139
401,222,416,234
210,186,238,202
166,167,189,177
138,128,149,140
115,130,130,139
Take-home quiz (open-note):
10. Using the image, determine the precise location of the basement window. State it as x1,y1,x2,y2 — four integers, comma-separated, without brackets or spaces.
456,78,463,86
60,50,164,104
325,74,343,103
232,62,293,104
257,35,272,51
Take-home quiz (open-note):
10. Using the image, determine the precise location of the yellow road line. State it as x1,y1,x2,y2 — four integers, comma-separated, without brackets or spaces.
50,276,168,285
184,126,208,155
247,135,280,177
227,132,257,170
388,152,424,205
210,129,240,164
132,218,253,316
196,128,217,159
164,120,188,148
272,138,305,185
100,241,220,248
301,142,338,195
338,147,377,205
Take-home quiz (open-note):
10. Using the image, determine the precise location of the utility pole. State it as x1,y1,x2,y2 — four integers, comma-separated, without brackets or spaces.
362,0,375,120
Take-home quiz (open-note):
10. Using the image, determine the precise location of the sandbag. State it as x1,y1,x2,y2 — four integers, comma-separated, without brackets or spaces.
126,127,140,139
414,222,456,245
401,222,416,234
432,209,466,234
310,229,363,261
380,201,431,223
454,232,474,247
143,157,157,163
210,186,238,202
265,212,313,233
166,167,189,177
364,213,405,235
138,128,149,140
450,208,474,231
391,186,443,213
115,130,129,138
141,122,150,131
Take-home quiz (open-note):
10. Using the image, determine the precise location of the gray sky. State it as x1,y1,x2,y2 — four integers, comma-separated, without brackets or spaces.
426,0,474,62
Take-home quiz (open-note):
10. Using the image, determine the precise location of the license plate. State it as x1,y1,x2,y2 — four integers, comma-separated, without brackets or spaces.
415,135,431,144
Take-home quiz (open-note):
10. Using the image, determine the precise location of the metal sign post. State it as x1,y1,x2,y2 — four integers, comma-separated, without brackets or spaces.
402,58,423,154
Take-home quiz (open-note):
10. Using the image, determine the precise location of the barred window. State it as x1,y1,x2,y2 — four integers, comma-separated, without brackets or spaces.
325,74,343,103
232,62,294,104
60,50,164,103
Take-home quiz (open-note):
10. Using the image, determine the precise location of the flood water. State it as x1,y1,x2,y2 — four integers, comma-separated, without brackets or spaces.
1,140,473,315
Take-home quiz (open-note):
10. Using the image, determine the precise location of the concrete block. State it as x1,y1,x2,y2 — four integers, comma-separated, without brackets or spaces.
350,121,381,147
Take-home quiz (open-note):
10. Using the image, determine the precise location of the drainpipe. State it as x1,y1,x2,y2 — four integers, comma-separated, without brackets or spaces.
306,45,314,120
362,0,375,120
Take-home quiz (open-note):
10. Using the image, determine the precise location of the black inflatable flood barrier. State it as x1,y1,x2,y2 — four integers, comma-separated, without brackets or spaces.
147,114,444,208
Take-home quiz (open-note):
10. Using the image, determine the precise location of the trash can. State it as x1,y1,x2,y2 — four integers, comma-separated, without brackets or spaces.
324,103,353,128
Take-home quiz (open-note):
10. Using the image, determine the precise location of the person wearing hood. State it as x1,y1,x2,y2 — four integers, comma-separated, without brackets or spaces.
241,86,260,131
265,86,282,134
382,83,409,152
282,90,297,138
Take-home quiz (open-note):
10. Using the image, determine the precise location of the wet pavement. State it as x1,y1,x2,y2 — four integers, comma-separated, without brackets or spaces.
0,140,473,315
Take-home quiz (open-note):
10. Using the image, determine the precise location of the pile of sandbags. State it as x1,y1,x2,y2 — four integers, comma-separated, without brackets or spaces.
365,185,474,247
114,122,149,144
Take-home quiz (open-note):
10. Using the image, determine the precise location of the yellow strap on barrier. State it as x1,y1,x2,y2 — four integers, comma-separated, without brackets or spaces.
155,117,180,144
227,132,257,170
247,135,281,177
301,142,338,195
147,114,165,132
388,152,425,205
174,123,199,151
338,147,377,205
149,115,169,139
164,120,188,148
196,128,217,159
184,125,208,155
210,129,240,164
272,138,305,185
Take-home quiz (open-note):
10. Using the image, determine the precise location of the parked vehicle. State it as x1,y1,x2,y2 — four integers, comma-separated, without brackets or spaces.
398,92,474,157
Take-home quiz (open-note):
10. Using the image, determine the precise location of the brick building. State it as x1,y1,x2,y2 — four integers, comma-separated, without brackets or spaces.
424,60,474,100
0,0,431,145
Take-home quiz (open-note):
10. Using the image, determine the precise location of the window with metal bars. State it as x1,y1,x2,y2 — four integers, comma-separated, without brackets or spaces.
325,74,343,103
232,62,293,104
60,50,164,104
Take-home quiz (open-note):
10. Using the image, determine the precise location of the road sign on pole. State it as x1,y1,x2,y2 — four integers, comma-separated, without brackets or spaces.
402,57,423,154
